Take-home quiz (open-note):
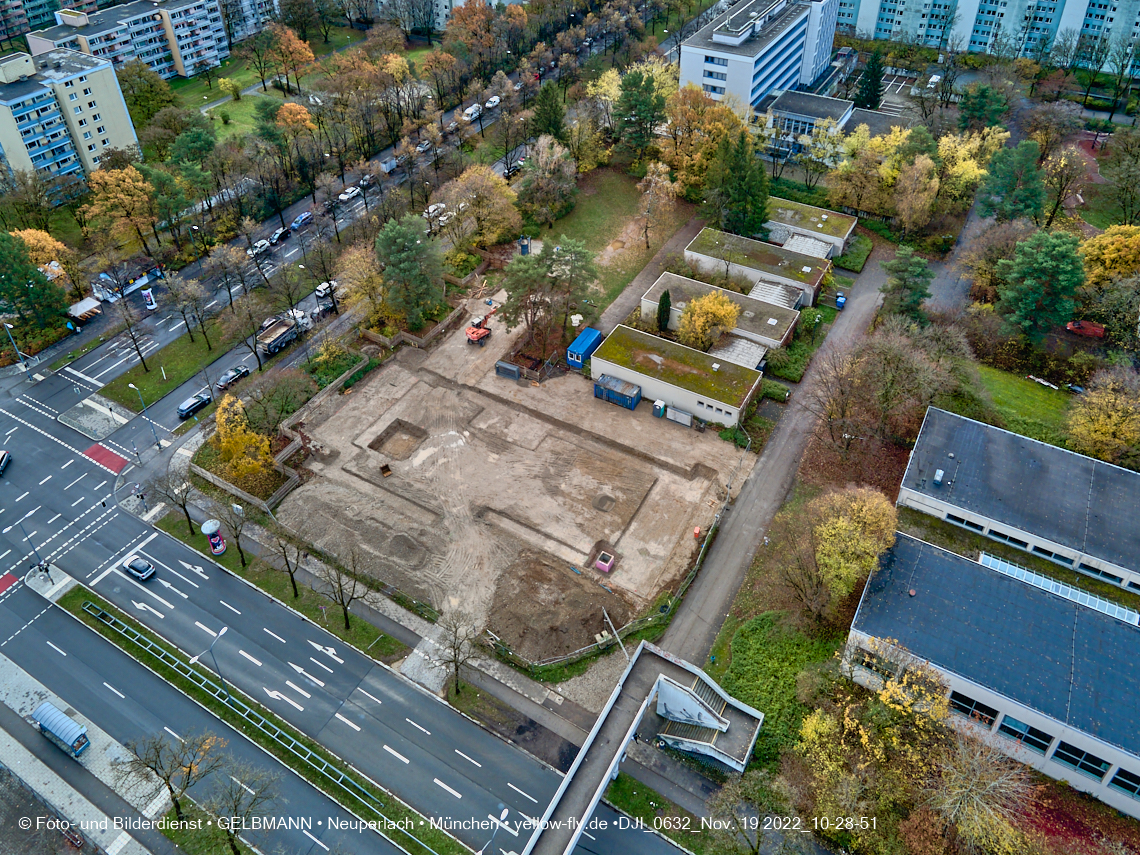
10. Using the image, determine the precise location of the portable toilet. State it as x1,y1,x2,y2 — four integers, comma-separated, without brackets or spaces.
653,400,666,417
567,327,603,370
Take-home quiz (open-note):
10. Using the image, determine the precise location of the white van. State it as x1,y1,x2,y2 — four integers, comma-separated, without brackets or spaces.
926,74,942,89
462,104,483,122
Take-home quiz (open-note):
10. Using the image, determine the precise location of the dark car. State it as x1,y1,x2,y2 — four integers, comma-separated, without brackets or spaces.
270,226,291,245
216,365,250,390
124,556,155,581
291,211,313,230
310,301,335,322
177,391,212,420
0,450,10,476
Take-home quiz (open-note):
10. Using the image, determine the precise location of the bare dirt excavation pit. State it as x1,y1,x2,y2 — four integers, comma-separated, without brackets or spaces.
279,302,752,661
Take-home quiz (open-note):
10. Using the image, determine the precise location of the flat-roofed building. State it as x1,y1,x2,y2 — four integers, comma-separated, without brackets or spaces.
685,227,831,306
766,196,857,256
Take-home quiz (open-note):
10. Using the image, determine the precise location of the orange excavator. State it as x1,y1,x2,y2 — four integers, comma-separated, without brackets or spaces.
466,301,499,346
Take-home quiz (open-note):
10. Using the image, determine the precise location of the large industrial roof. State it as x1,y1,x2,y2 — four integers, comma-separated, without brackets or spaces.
903,408,1140,574
854,534,1140,758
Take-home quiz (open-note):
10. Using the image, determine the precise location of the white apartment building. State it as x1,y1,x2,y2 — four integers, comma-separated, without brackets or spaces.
679,0,839,108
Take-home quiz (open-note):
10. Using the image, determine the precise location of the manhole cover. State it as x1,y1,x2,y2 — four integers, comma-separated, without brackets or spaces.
592,494,616,512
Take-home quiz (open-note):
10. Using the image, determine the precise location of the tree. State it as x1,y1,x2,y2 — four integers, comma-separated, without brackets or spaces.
1102,126,1140,226
854,50,884,109
212,395,274,486
374,214,443,329
637,161,676,249
149,471,196,535
516,135,578,228
433,609,479,695
82,166,158,255
616,68,666,162
212,499,252,568
164,272,201,344
1067,367,1140,467
266,521,307,599
809,487,896,601
241,29,278,92
9,229,78,301
1026,101,1082,163
704,130,768,236
1038,145,1086,229
113,294,151,374
995,231,1084,341
1081,225,1140,292
545,237,597,333
893,154,939,236
960,219,1036,303
660,86,742,198
435,165,521,248
117,731,227,822
1076,32,1113,107
677,290,739,351
796,118,843,190
242,368,317,434
116,60,175,126
314,547,369,631
530,81,565,141
203,759,279,855
564,115,607,174
976,140,1044,223
880,246,933,324
706,767,788,855
280,0,320,44
656,288,671,332
267,23,315,94
169,127,217,165
957,84,1008,131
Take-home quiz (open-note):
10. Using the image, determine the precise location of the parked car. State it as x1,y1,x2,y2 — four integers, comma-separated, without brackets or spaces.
423,203,446,220
269,226,291,245
291,211,313,230
1066,319,1105,338
358,173,375,187
311,300,335,321
338,186,361,202
177,391,213,419
439,210,456,226
416,139,433,153
462,104,483,121
216,365,251,390
485,95,501,110
123,555,155,582
395,153,410,166
0,450,11,476
513,80,524,91
445,120,459,134
246,239,271,258
315,280,337,299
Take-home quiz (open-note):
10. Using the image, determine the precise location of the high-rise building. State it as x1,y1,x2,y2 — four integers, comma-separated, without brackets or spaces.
27,0,229,79
678,0,840,109
0,49,138,186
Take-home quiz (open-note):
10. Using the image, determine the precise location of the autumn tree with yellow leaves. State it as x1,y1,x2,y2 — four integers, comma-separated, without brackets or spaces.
81,166,158,255
677,290,739,351
212,394,275,492
1067,366,1140,469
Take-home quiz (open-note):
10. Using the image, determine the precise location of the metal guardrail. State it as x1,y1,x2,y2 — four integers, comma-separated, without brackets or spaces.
80,601,441,855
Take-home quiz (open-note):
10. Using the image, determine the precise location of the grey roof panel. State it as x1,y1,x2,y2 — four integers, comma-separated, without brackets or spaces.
854,535,1140,758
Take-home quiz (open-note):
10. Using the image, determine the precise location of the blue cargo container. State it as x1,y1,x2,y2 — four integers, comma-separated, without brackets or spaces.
594,374,642,410
567,327,604,369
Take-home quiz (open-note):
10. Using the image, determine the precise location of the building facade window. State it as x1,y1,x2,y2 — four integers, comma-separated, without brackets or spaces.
702,84,726,94
1050,741,1111,781
68,92,77,101
704,55,728,66
704,70,727,80
949,691,998,726
1110,767,1140,800
997,716,1053,754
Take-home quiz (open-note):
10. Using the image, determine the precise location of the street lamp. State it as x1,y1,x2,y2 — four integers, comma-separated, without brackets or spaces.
189,625,229,700
128,383,162,450
478,808,510,855
4,508,45,567
3,323,27,373
191,224,209,261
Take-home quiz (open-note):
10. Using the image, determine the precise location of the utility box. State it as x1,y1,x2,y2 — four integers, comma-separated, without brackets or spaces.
567,327,603,370
594,374,642,411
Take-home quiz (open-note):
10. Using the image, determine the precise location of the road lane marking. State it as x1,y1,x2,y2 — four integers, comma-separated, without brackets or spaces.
4,427,16,435
166,567,199,588
285,680,311,698
71,498,83,506
335,712,361,731
103,682,125,698
65,474,86,489
61,460,72,469
20,531,36,542
157,579,187,599
64,365,103,386
357,688,383,706
46,514,60,524
490,815,517,836
308,640,344,663
264,628,286,643
384,745,409,764
94,480,107,491
434,779,462,799
454,749,482,768
406,718,430,735
164,727,182,741
289,662,325,687
177,559,209,580
220,600,241,615
230,776,255,795
264,688,304,711
195,621,218,636
508,783,537,803
15,492,27,502
303,830,329,851
205,299,218,308
308,656,333,673
0,551,8,562
38,476,51,485
133,601,165,619
46,641,66,656
239,650,262,666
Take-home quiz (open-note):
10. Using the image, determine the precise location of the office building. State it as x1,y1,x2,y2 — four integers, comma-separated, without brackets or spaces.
678,0,839,108
0,49,138,184
848,533,1140,821
28,0,229,80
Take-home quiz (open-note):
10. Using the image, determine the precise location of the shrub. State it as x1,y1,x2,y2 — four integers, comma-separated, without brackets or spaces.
861,220,900,243
833,234,873,272
761,379,790,401
769,176,830,208
719,426,750,447
219,110,231,125
341,357,384,391
444,249,480,277
765,341,813,382
304,340,359,389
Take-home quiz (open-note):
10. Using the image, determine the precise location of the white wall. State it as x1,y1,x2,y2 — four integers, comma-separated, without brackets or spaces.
802,0,839,85
591,355,754,427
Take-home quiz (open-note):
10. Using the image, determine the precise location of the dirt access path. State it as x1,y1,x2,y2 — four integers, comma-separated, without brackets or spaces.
662,241,892,662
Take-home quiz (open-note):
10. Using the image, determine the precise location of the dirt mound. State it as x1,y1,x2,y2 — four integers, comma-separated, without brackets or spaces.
488,550,633,662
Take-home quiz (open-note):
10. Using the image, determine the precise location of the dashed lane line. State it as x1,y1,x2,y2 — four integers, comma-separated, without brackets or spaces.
239,649,262,666
65,473,86,489
164,727,182,741
46,641,66,656
357,688,383,706
507,783,538,804
0,604,49,647
384,745,409,764
264,628,286,643
103,682,125,699
220,600,241,615
434,779,462,799
455,750,481,768
406,718,430,736
302,830,329,852
308,656,333,674
285,680,311,698
334,712,361,731
0,408,116,474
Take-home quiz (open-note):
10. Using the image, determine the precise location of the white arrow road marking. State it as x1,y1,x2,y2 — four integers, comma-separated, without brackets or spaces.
455,750,481,767
285,680,311,698
102,682,125,699
288,662,325,687
239,650,262,666
178,559,209,580
334,712,361,731
384,745,409,764
508,783,537,804
406,718,430,736
490,815,517,837
264,688,303,711
166,567,199,588
229,776,255,795
303,830,329,852
157,578,188,599
434,779,462,799
195,621,218,636
308,656,333,674
133,601,165,619
308,640,344,663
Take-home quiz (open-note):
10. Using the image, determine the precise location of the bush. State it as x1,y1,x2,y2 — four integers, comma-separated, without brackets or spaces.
341,357,384,391
833,234,873,273
761,379,790,401
219,110,231,125
916,233,956,255
719,426,750,447
444,249,480,278
861,220,900,243
303,340,360,389
765,340,813,382
769,176,830,208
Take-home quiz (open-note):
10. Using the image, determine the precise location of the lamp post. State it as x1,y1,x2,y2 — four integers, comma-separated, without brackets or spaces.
191,224,209,261
3,323,27,373
478,808,510,855
189,625,229,700
128,383,162,450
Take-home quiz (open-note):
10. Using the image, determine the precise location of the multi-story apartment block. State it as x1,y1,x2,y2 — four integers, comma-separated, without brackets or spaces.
678,0,840,109
27,0,229,79
0,48,138,186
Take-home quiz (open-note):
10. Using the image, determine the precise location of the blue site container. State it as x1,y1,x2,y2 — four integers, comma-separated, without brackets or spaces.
594,374,642,410
567,328,603,370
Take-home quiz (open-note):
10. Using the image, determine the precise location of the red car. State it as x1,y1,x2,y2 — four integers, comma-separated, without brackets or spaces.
1066,320,1106,338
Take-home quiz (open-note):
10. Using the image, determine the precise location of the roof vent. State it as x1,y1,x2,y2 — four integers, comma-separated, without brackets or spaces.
821,214,828,220
817,223,823,228
743,310,755,318
767,317,778,325
712,363,720,371
801,266,813,273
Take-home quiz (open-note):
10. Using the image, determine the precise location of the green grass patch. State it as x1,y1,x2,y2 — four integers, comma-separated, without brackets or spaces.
161,803,233,853
833,234,873,272
171,55,260,106
303,349,360,389
404,46,433,69
769,176,831,209
342,356,385,391
1080,181,1127,231
307,26,366,58
155,513,407,659
976,365,1071,447
719,612,842,768
604,773,709,855
49,326,126,371
206,93,281,141
58,586,453,855
99,320,246,412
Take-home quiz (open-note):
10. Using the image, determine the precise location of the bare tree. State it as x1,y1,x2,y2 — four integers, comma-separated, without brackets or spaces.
205,244,256,312
183,279,215,351
271,263,310,322
149,470,196,534
433,609,479,695
114,295,151,374
212,499,252,568
313,547,369,631
769,512,829,623
117,730,227,822
220,293,270,373
203,758,279,855
706,767,786,855
802,346,864,458
266,521,307,598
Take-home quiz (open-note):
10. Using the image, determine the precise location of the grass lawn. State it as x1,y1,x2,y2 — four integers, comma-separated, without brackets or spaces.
833,233,873,272
404,45,433,69
550,168,695,311
976,365,1071,447
1080,182,1126,231
99,319,245,412
155,513,407,659
307,25,366,59
206,93,281,141
604,773,709,855
171,56,260,106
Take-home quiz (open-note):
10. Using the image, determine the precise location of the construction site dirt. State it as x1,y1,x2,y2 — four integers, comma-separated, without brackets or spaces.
279,295,755,661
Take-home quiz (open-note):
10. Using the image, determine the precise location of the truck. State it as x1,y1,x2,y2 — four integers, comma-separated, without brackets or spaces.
379,156,399,175
258,317,300,355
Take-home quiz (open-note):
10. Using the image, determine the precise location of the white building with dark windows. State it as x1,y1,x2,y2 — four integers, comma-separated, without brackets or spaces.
678,0,839,108
848,533,1140,820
